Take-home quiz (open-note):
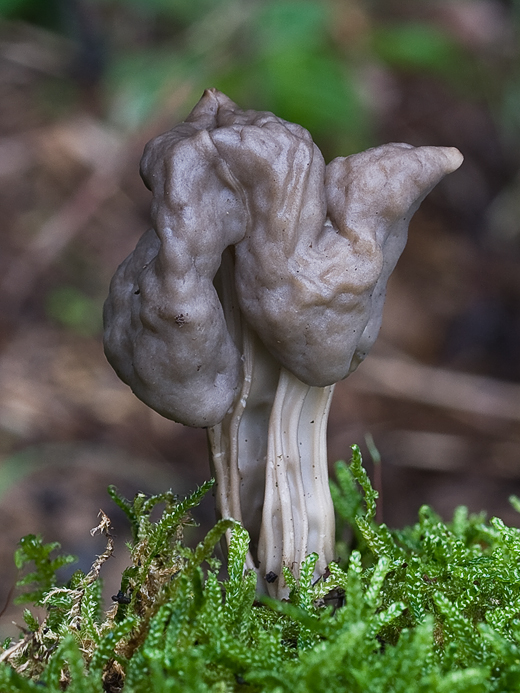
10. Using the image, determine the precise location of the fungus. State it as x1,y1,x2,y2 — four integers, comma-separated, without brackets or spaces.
103,89,463,597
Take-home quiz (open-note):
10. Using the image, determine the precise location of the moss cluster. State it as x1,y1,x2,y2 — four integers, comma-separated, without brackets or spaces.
2,446,520,692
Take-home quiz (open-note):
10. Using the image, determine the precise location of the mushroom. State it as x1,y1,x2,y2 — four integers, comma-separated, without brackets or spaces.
104,89,463,597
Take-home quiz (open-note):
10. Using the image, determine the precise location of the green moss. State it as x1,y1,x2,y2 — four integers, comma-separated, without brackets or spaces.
2,446,520,691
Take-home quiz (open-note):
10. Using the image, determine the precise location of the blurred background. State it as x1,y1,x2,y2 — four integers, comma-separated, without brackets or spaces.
1,0,520,636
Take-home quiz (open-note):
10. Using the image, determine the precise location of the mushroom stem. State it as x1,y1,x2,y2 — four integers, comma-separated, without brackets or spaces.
259,370,335,597
208,248,335,597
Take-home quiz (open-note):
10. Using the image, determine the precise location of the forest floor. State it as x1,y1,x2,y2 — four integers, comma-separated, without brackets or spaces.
2,1,520,641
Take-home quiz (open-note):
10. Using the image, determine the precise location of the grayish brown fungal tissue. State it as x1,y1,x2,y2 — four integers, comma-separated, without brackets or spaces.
103,88,463,597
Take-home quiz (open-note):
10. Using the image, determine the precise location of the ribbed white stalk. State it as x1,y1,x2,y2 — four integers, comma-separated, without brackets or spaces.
209,249,336,596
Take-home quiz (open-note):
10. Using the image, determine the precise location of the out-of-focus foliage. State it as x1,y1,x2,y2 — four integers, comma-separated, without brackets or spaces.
2,0,518,159
0,0,489,157
371,21,476,88
45,286,102,336
2,0,520,331
95,0,374,154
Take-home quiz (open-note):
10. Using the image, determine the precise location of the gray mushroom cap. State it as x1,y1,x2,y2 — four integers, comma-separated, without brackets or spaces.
103,88,463,427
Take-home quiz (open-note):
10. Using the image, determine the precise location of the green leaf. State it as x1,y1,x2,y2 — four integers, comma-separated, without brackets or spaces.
255,0,329,53
14,534,77,605
0,0,32,18
373,22,464,74
22,609,40,632
45,286,102,336
108,485,139,542
349,445,378,523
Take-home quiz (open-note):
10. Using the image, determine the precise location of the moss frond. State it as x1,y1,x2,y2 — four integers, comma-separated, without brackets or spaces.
3,449,520,691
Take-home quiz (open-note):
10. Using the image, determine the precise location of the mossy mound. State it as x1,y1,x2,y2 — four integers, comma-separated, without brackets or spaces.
2,446,520,692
